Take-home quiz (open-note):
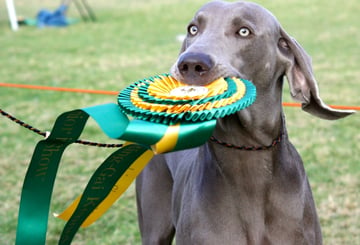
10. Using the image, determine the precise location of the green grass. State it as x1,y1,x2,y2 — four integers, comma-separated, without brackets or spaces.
0,0,359,244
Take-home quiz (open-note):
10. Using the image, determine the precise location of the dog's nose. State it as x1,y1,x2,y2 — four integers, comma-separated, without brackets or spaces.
177,52,214,78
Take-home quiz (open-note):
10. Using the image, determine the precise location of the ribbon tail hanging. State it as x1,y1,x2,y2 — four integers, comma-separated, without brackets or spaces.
55,143,154,227
58,143,152,244
16,102,218,245
15,109,90,245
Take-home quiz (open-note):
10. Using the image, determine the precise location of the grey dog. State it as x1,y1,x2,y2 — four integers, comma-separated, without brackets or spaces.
136,1,354,244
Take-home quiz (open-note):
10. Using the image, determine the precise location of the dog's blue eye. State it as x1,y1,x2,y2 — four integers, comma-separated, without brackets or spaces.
188,25,198,36
238,27,251,37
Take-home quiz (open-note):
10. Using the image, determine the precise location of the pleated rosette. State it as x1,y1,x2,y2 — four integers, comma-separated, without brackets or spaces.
118,74,256,124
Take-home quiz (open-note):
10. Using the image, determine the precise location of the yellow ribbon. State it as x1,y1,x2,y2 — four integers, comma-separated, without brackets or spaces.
55,123,180,227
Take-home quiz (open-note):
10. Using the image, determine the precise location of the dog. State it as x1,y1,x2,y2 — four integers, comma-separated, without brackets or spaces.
136,1,354,244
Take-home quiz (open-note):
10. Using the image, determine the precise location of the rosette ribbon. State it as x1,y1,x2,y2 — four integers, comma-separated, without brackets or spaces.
15,75,256,245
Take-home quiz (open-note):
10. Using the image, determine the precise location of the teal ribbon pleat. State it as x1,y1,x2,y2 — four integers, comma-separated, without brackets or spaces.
16,103,217,245
173,120,217,151
83,104,168,145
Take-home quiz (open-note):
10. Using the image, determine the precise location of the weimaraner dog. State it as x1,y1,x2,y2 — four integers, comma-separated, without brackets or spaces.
136,1,354,244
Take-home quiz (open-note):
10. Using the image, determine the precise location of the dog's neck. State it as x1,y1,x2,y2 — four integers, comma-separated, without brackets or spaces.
212,80,285,148
205,101,285,191
203,78,287,192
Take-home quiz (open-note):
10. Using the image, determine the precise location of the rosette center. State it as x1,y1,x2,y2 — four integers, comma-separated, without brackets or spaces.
170,86,209,97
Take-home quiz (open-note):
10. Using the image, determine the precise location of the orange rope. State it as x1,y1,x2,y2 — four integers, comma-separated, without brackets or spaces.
0,82,118,95
1,82,359,111
282,102,360,110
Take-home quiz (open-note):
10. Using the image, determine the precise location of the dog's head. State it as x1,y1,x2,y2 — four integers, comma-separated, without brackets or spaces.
171,1,354,120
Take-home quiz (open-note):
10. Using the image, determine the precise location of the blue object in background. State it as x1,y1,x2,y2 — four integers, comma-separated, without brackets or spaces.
36,5,69,27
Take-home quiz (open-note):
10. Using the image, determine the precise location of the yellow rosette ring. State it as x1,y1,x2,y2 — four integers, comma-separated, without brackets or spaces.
118,74,256,124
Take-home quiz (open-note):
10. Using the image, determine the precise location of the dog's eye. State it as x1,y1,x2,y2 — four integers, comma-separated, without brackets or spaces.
238,27,251,37
188,25,198,36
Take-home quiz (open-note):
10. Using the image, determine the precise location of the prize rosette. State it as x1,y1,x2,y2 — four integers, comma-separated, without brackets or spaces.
118,73,256,124
16,73,257,245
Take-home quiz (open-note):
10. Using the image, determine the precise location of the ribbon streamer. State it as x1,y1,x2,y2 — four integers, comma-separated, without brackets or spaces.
16,103,216,245
58,143,152,244
16,110,88,245
54,144,154,228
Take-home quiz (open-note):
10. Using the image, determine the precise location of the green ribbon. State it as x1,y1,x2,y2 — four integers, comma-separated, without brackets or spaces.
16,103,216,245
58,144,150,244
16,110,87,245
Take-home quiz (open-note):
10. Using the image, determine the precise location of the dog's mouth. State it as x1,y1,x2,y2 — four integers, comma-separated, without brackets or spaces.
170,52,244,86
170,68,243,87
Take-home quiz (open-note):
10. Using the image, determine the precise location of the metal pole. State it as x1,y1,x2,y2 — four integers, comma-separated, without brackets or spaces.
5,0,19,31
80,0,96,21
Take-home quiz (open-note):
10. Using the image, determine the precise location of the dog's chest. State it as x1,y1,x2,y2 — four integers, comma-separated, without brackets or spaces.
170,152,308,244
171,165,268,241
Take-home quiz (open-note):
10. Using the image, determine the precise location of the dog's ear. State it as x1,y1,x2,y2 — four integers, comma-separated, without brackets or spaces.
278,28,354,120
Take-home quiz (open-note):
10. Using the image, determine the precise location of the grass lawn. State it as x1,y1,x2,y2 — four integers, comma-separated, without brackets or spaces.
0,0,359,244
